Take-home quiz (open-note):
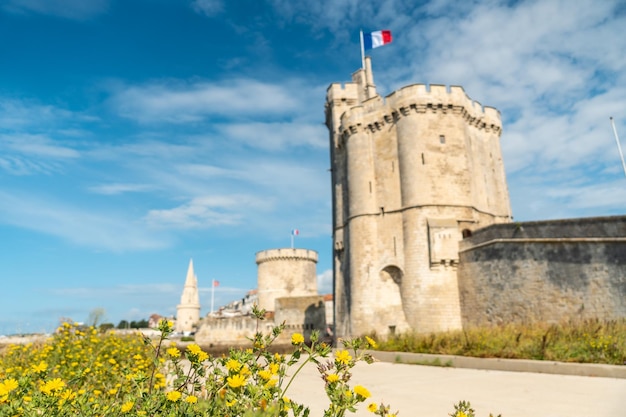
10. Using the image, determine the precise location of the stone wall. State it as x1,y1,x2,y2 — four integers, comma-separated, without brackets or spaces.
195,315,271,347
275,295,328,340
458,216,626,326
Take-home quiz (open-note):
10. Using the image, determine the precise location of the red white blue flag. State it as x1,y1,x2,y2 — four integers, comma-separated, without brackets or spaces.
291,229,300,236
363,30,392,50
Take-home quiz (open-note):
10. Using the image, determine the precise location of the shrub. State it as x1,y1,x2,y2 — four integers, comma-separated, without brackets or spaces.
0,307,399,417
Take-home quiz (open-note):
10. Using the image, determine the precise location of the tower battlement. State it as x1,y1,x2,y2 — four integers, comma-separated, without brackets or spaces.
337,84,502,142
255,248,318,264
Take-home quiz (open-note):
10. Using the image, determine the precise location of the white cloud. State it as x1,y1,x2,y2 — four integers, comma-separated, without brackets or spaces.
191,0,223,17
0,99,76,130
109,79,303,123
2,0,109,20
48,284,180,298
88,183,154,195
317,269,332,295
218,122,327,150
2,134,80,158
0,190,171,251
145,194,273,229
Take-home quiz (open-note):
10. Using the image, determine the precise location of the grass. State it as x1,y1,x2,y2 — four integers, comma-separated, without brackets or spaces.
374,319,626,365
394,355,453,367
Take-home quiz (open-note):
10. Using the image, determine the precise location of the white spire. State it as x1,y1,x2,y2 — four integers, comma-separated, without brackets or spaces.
176,258,201,334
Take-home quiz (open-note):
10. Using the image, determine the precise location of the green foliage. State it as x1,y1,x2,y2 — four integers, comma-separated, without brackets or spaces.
375,319,626,365
0,317,401,416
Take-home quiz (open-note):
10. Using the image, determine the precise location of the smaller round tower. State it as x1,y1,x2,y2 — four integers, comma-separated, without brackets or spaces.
255,248,318,312
176,259,201,334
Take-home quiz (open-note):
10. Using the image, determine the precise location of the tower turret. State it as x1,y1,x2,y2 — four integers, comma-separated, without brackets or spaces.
326,62,512,338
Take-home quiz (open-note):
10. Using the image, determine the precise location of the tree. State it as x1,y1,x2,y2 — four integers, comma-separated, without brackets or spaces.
87,308,106,328
99,323,114,332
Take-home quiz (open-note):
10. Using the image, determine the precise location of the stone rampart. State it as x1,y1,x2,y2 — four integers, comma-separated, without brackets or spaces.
458,216,626,326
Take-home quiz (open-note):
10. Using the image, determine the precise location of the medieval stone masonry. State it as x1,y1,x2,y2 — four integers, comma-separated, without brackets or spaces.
193,58,625,345
326,57,626,339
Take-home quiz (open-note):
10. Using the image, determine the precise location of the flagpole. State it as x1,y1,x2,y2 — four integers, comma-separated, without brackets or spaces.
360,29,365,70
211,280,215,314
291,233,294,249
610,117,626,178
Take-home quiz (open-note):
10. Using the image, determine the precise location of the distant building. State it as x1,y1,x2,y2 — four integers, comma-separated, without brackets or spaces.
195,248,332,346
175,259,201,334
148,314,162,329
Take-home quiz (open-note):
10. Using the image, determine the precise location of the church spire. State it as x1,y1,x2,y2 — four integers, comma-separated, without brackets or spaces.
176,258,201,334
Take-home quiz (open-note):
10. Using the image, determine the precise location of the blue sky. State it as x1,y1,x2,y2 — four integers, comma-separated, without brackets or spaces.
1,0,624,335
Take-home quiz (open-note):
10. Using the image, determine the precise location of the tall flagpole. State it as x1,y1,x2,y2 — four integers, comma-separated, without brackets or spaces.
210,280,215,314
360,29,365,70
610,117,626,178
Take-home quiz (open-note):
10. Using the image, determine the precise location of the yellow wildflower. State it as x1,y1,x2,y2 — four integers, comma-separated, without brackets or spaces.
365,336,377,348
226,399,237,407
121,401,134,413
456,412,467,417
269,362,280,374
367,403,378,412
158,319,174,332
240,365,251,377
186,344,209,362
167,347,181,358
335,350,352,365
31,361,47,373
258,369,272,380
281,396,292,410
354,385,371,399
227,374,247,388
226,359,242,372
291,333,304,345
1,379,18,393
60,389,76,400
166,390,182,402
185,395,198,404
326,373,339,383
40,378,66,395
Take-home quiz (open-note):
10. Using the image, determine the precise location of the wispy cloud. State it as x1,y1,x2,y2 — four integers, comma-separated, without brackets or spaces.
109,79,304,123
145,194,273,229
0,99,78,130
217,122,327,150
88,183,154,195
2,134,80,158
47,284,180,298
0,190,171,251
191,0,223,17
1,0,109,20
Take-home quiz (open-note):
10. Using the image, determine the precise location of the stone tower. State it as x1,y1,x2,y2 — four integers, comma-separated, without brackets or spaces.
255,248,318,312
176,259,201,333
325,57,512,338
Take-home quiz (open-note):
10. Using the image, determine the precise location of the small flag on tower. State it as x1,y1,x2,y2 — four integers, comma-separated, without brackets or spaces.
213,280,219,287
362,30,392,50
291,229,300,236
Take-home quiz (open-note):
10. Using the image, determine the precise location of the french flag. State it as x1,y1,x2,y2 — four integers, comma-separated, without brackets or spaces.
291,229,300,236
363,30,392,50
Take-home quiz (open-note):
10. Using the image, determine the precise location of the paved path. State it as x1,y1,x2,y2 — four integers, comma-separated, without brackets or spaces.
286,360,626,417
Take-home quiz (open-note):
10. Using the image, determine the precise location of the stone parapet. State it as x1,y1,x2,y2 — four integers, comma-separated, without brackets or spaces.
255,248,318,264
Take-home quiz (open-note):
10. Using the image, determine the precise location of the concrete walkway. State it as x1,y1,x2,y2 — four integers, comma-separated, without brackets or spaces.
286,359,626,417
